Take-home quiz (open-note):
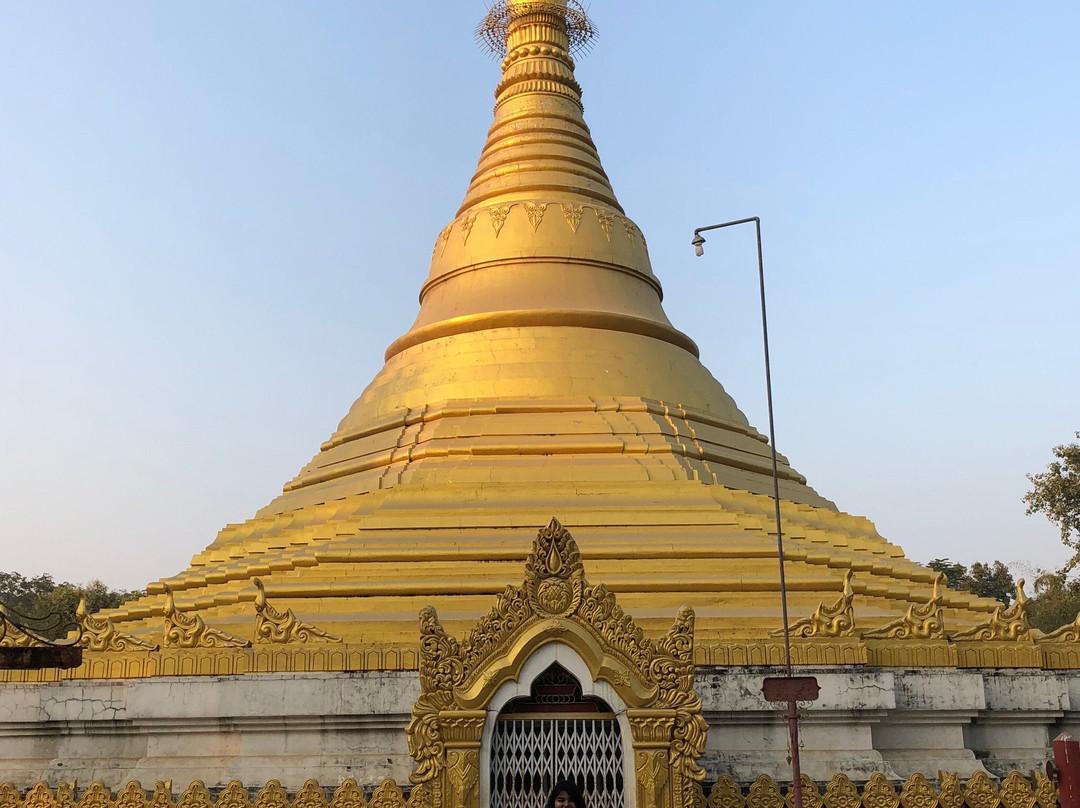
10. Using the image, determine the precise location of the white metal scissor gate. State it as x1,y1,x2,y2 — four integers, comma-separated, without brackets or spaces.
490,716,624,808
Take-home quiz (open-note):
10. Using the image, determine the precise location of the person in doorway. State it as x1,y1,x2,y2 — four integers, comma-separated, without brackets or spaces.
544,780,587,808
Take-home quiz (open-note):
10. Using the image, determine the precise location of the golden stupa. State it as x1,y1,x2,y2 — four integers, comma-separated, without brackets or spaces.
15,0,1067,680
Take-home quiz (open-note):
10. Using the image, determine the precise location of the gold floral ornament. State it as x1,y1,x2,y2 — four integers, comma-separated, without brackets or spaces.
861,774,899,808
937,772,964,808
822,773,860,808
522,201,547,232
161,585,250,649
951,579,1030,641
561,203,583,233
863,573,946,640
254,782,288,808
999,771,1037,808
0,602,53,648
963,772,1001,808
898,773,936,808
23,782,57,808
114,782,149,808
1039,604,1080,642
252,578,341,644
707,776,745,808
774,569,855,639
407,518,707,808
76,597,159,652
329,780,366,808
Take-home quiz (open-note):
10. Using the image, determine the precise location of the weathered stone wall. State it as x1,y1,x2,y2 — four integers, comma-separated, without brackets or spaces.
0,667,1073,789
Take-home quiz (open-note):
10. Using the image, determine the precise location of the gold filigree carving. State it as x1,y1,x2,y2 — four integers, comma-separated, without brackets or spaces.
24,783,57,808
999,771,1036,808
788,776,823,808
622,217,637,245
861,773,899,808
457,212,478,246
77,597,158,652
162,585,250,649
252,578,341,644
561,203,583,233
58,783,79,808
1039,606,1080,642
489,205,512,237
254,783,288,808
0,784,20,808
407,517,707,808
1032,770,1057,808
898,773,936,808
176,782,210,808
937,772,963,808
405,784,430,808
775,570,855,639
951,579,1030,641
823,773,860,808
330,780,366,808
708,776,745,808
522,202,547,232
746,775,784,808
369,781,407,808
1,776,1059,808
293,781,328,808
215,783,249,808
115,783,148,808
963,772,1000,808
80,783,114,808
0,603,52,648
594,209,614,241
863,574,945,640
435,223,453,257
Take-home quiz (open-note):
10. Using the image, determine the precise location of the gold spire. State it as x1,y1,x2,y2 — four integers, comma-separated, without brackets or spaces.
264,0,827,515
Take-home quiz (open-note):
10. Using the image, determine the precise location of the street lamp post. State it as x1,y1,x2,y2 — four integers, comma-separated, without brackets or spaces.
691,218,810,808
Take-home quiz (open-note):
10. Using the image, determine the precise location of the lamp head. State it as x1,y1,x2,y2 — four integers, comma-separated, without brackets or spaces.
691,233,705,257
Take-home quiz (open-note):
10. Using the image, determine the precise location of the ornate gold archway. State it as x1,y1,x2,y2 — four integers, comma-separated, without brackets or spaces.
406,518,707,808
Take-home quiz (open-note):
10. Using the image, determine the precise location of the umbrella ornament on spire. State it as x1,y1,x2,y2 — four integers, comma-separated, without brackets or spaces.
476,0,597,58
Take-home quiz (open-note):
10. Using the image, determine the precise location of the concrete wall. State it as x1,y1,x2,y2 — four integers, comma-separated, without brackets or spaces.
0,667,1074,789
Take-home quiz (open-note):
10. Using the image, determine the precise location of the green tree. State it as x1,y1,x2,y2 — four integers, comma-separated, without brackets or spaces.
928,558,968,591
1025,433,1080,570
1027,571,1080,633
924,558,1015,606
966,561,1016,607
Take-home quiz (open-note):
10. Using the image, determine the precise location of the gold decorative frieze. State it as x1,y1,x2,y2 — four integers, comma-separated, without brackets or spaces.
76,597,158,652
0,782,433,808
774,570,855,639
162,585,250,649
431,199,645,250
1036,606,1080,668
951,580,1030,642
252,579,341,645
863,573,945,640
0,774,1052,808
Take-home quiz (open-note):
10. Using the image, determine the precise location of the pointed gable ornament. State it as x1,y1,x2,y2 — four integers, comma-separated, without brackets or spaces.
406,518,707,808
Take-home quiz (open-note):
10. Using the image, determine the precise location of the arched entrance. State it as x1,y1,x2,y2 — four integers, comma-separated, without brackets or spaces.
406,518,707,808
490,662,624,808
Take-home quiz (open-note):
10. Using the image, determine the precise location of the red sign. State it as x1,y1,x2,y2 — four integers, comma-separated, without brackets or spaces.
762,676,820,703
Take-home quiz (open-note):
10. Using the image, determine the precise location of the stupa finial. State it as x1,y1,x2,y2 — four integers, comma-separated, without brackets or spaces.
476,0,597,59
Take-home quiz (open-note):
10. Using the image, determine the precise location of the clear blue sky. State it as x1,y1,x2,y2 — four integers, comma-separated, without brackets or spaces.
2,3,1077,590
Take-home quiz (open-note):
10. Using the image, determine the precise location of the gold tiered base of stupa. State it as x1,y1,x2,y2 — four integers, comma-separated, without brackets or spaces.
6,0,1068,682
